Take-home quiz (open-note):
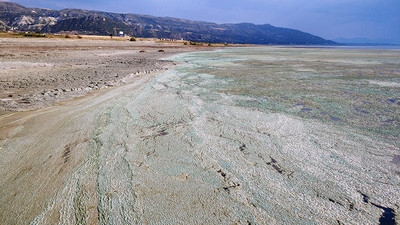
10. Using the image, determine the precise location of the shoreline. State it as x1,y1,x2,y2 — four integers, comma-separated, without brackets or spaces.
0,37,217,112
1,38,398,113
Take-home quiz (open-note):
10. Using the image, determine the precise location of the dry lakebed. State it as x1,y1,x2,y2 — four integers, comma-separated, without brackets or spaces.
1,38,400,224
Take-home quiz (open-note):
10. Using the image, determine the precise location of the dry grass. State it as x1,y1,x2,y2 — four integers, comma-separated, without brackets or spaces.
0,32,250,47
0,32,132,41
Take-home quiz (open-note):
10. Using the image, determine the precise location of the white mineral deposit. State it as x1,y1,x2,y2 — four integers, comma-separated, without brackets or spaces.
1,40,399,224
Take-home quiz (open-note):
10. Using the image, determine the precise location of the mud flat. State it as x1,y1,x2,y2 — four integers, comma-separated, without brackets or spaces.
0,37,206,111
1,46,400,224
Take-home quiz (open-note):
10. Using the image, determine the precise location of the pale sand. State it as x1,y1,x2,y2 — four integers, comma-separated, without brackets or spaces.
0,37,212,111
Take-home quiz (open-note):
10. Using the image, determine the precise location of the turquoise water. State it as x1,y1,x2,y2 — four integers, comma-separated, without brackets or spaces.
288,45,400,50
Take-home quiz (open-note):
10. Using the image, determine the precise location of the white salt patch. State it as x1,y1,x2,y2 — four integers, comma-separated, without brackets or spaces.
369,80,400,88
152,83,166,90
0,62,54,71
96,51,135,57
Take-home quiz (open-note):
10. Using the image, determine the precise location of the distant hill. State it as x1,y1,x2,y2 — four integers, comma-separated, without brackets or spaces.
0,2,336,45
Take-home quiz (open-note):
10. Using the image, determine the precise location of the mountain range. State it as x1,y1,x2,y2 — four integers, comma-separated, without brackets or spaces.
0,2,336,45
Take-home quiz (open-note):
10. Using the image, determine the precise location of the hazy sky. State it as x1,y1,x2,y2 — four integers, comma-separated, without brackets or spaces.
7,0,400,43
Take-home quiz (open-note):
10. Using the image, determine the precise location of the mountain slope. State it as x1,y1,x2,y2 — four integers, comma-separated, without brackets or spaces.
0,2,336,45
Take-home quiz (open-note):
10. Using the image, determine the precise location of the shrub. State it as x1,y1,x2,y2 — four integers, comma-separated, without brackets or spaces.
130,37,136,41
23,32,46,38
189,41,203,46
